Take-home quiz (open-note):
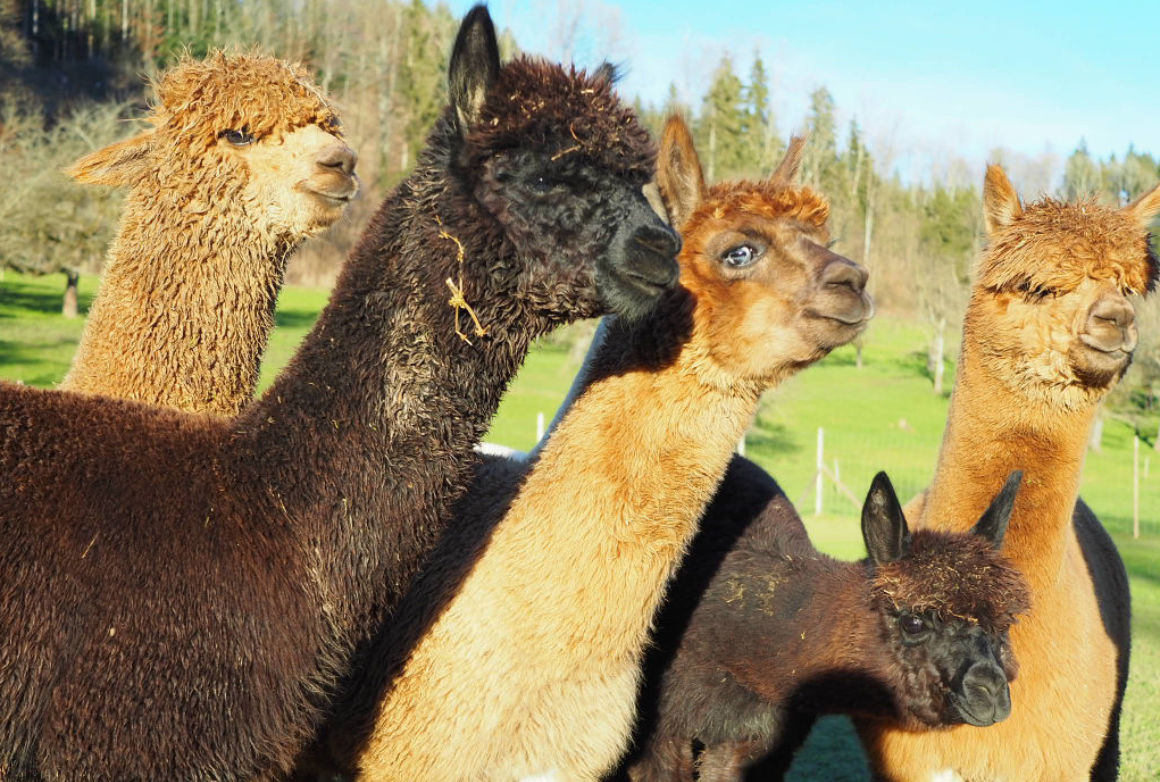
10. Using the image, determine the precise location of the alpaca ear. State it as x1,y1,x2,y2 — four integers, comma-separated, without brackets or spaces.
768,135,806,186
656,114,705,229
67,130,155,186
448,4,501,136
983,164,1023,236
592,61,618,87
862,471,911,565
1123,183,1160,232
971,471,1022,549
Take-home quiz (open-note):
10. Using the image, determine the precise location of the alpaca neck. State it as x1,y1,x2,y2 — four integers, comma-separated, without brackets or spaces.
63,187,290,416
923,335,1096,590
234,175,544,629
513,298,768,653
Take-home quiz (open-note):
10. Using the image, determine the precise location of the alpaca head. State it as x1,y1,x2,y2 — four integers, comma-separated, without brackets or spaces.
69,51,357,245
445,5,680,323
653,115,872,387
969,165,1160,408
863,471,1030,728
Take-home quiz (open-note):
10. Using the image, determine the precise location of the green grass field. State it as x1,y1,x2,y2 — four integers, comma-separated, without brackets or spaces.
2,270,1157,779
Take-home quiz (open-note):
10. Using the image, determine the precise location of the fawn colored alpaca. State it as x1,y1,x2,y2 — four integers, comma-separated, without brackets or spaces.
0,7,678,780
619,461,1029,782
857,167,1160,781
314,114,872,781
63,52,357,416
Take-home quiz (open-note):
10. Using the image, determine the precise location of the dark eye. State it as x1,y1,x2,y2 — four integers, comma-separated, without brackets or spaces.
723,244,759,268
221,128,255,147
1016,280,1054,300
528,173,570,195
900,614,927,636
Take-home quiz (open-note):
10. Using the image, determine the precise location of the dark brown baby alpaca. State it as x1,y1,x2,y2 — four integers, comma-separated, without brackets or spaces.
620,461,1030,782
0,6,678,781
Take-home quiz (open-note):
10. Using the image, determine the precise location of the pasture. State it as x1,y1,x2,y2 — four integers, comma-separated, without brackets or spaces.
2,269,1157,780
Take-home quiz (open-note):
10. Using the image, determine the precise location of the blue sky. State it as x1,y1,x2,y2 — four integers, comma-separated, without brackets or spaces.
446,0,1157,190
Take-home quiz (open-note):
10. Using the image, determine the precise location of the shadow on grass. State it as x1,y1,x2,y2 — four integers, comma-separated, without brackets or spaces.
747,420,802,457
0,278,93,318
274,307,321,330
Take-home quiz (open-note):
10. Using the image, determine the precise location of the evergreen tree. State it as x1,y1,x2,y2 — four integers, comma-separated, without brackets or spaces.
743,53,780,173
696,55,746,182
801,86,841,192
1063,139,1101,200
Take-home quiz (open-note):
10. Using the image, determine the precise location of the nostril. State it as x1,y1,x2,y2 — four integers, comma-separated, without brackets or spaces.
1088,298,1135,329
318,145,358,176
821,261,867,292
632,225,681,259
963,666,1006,702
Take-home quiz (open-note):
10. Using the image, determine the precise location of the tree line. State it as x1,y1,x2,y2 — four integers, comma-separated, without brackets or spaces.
1,0,1157,439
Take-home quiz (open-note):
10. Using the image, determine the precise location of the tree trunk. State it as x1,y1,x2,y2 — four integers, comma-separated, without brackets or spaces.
62,269,79,319
855,339,864,369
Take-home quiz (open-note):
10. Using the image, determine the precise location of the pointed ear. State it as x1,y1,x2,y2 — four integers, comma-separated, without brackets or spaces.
769,135,806,185
983,164,1023,236
862,471,911,565
592,61,618,87
66,130,155,186
971,471,1022,549
656,114,704,229
1123,183,1160,232
448,4,501,136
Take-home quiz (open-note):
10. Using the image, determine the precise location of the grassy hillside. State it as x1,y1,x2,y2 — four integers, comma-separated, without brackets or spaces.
2,270,1157,779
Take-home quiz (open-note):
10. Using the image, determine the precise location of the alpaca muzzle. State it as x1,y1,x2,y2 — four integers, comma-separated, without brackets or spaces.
602,206,681,320
952,661,1012,727
1080,295,1137,355
806,258,874,327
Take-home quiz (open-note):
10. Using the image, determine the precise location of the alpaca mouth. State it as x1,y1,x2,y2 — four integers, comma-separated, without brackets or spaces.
1071,341,1132,382
301,179,360,206
948,690,1008,728
805,293,875,328
310,189,357,206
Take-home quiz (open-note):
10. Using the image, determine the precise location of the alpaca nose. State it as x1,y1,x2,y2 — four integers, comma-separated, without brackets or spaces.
626,222,681,290
820,258,868,294
318,142,358,176
1082,295,1137,354
957,663,1012,727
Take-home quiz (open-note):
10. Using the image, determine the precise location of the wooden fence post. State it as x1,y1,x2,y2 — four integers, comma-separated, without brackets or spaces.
815,427,824,517
1134,436,1140,540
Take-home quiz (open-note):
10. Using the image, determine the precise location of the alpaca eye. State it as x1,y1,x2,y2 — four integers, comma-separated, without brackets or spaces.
722,244,759,268
221,129,256,147
529,174,564,195
900,614,927,636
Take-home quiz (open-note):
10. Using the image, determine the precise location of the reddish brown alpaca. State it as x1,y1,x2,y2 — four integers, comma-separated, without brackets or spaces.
63,52,356,416
312,115,871,781
857,168,1160,781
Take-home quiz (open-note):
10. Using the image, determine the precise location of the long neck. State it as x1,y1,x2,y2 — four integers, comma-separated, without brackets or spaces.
231,166,544,627
494,297,767,659
923,324,1096,591
62,185,291,416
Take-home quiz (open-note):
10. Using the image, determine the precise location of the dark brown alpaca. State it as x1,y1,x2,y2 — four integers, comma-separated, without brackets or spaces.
0,7,677,781
617,461,1030,782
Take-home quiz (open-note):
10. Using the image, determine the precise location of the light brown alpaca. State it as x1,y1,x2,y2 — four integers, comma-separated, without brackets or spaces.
62,52,357,416
334,116,872,781
857,167,1160,782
